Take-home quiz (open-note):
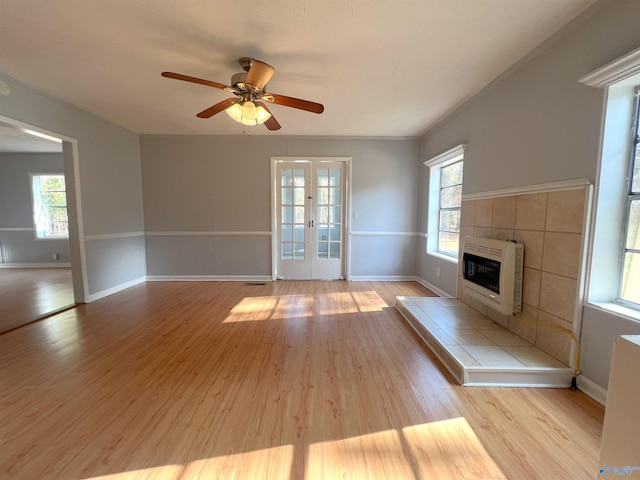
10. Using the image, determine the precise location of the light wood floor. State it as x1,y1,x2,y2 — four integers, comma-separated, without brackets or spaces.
0,281,604,480
0,268,74,333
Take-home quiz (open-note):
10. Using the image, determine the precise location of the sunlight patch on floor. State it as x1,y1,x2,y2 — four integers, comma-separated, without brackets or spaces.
84,464,184,479
182,444,293,479
350,290,388,312
306,429,415,479
402,417,507,479
224,291,388,323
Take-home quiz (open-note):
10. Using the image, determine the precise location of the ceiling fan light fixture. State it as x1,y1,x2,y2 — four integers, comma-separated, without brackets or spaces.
226,100,271,126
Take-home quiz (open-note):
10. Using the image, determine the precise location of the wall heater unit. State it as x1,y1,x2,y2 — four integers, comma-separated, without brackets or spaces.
462,236,523,315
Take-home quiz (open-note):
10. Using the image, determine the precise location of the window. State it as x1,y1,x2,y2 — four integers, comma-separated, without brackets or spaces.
31,174,69,239
620,89,640,305
425,144,466,261
580,45,640,314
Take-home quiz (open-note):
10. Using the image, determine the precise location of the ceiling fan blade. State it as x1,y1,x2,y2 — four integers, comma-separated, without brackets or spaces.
256,102,281,130
197,98,239,118
245,60,275,90
263,93,324,114
162,71,230,90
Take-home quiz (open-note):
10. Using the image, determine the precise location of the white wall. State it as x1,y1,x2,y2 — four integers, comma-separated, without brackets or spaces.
140,135,421,279
0,74,146,300
417,0,640,392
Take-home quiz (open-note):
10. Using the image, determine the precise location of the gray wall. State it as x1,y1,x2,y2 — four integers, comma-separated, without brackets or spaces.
140,135,420,278
0,152,70,264
0,74,146,300
417,0,640,391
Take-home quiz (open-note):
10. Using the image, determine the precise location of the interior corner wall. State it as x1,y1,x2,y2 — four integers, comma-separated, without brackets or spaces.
417,0,640,392
140,135,420,279
0,74,146,301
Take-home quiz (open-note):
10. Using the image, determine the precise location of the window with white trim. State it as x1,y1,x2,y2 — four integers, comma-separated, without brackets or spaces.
580,46,640,314
30,174,69,239
621,88,640,305
425,144,466,261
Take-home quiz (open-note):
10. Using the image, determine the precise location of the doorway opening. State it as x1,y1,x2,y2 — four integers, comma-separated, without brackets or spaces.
0,115,86,333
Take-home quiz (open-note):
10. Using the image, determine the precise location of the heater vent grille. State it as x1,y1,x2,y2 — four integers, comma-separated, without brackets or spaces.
461,237,523,315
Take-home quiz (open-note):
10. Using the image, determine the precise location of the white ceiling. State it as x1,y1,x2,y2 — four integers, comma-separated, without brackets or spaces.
0,0,596,138
0,120,62,153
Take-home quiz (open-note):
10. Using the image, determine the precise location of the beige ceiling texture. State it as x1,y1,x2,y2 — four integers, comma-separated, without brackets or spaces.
0,0,596,138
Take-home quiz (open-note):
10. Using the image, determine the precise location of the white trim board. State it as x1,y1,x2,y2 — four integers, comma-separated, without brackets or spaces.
85,231,144,241
0,227,34,231
579,44,640,88
577,375,607,406
145,231,272,237
350,231,421,237
462,178,591,201
85,276,147,303
0,262,71,268
146,275,272,282
414,276,453,298
348,275,417,282
424,144,467,167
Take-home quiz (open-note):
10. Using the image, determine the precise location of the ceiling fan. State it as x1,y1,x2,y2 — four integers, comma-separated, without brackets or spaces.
162,57,324,131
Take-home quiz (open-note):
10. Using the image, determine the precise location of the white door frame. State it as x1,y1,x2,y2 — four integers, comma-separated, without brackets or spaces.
271,156,352,280
0,113,88,302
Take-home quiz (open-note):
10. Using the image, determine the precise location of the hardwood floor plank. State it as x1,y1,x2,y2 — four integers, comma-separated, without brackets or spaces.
0,268,74,333
0,281,603,479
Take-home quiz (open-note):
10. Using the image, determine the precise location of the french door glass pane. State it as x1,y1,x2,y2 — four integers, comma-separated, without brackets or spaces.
330,169,340,186
282,225,292,242
316,166,341,260
282,206,292,223
293,169,305,186
330,206,341,223
330,225,341,241
282,188,292,205
281,169,292,186
281,167,305,261
330,187,341,204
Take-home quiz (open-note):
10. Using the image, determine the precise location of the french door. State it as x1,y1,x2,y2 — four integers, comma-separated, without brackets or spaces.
274,159,347,280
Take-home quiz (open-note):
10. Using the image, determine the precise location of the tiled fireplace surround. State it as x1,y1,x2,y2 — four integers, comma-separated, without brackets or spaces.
457,185,590,365
396,183,591,386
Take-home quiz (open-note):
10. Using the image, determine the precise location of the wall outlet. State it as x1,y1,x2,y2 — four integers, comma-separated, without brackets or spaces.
52,253,59,260
436,267,441,277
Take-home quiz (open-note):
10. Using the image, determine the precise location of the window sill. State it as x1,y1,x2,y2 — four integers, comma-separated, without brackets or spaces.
427,251,459,264
587,301,640,324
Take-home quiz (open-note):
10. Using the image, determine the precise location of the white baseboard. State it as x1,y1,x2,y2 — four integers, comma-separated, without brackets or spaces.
348,275,417,282
414,277,453,298
85,276,147,303
577,375,607,405
146,275,272,282
0,262,71,268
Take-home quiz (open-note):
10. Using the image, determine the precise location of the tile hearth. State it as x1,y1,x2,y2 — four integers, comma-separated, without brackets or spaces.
396,296,573,387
